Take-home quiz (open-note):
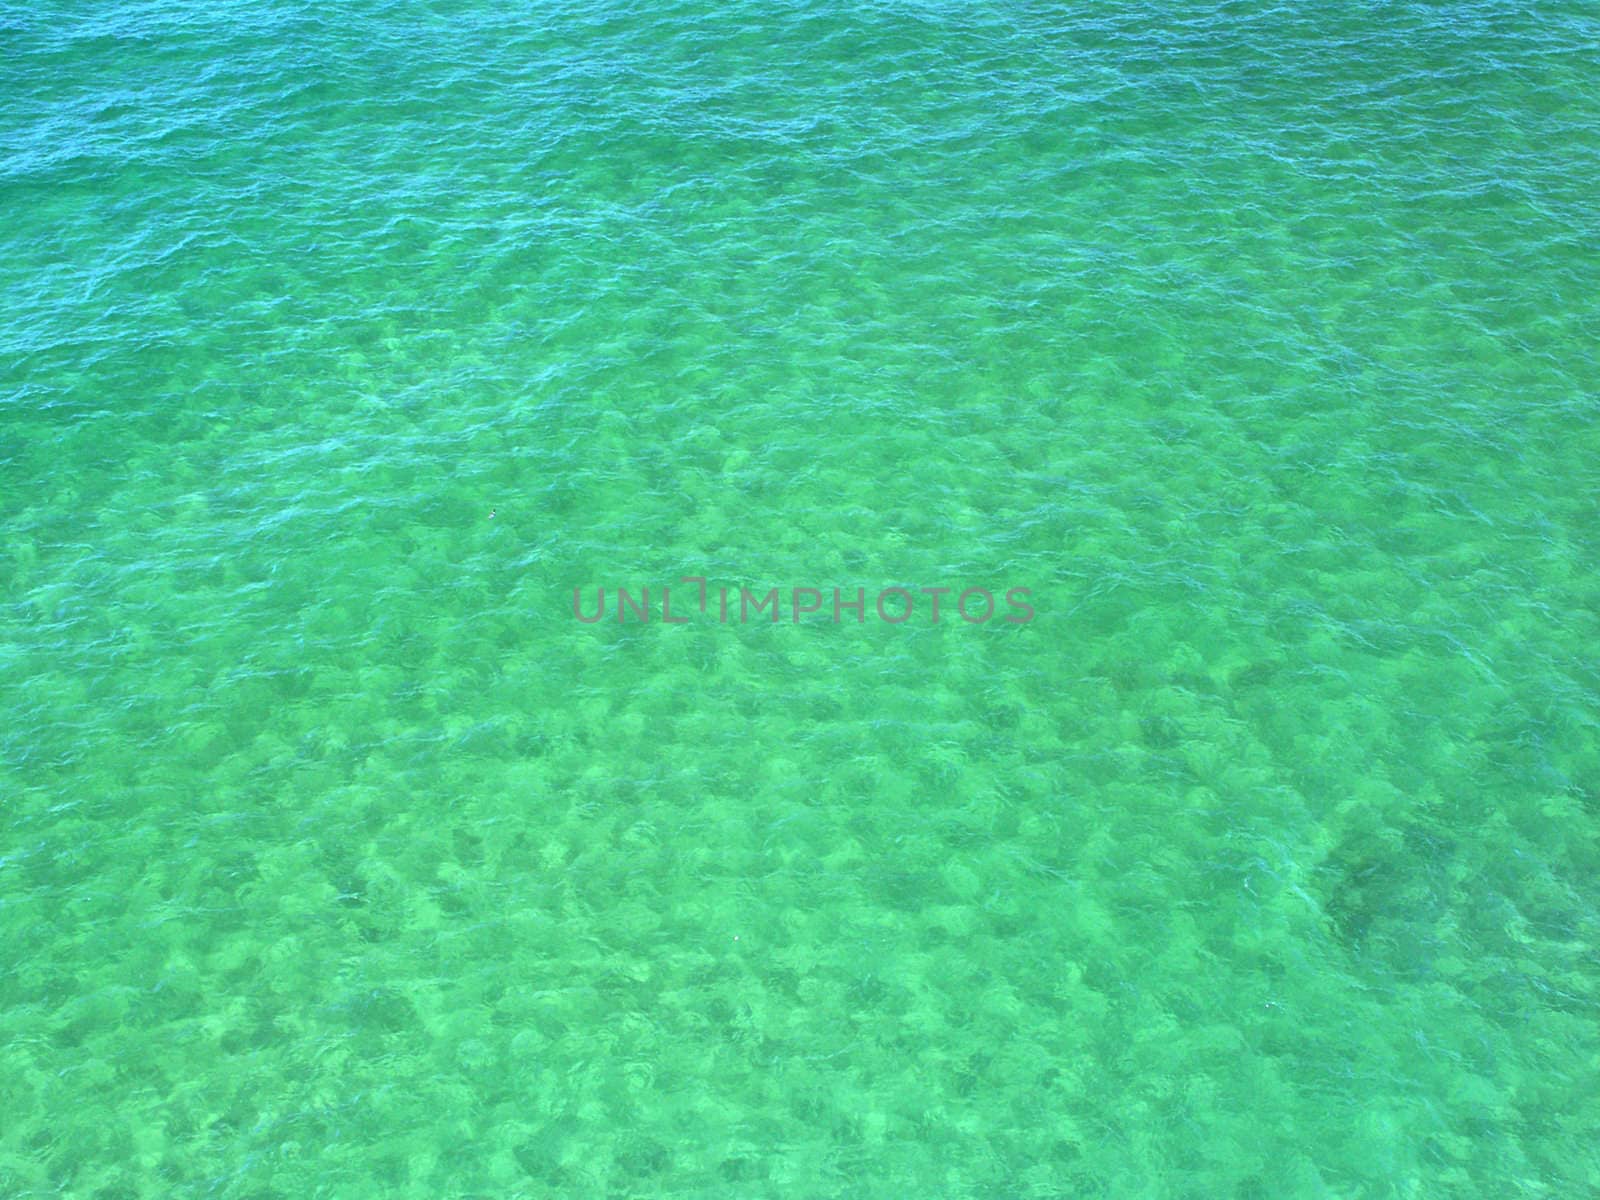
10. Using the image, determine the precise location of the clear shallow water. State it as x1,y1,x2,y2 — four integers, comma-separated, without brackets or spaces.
3,2,1598,1195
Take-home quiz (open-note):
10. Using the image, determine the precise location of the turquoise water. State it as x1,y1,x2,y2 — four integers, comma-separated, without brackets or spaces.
4,1,1599,1195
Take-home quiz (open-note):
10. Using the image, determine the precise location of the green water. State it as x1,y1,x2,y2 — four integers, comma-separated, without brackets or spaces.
3,2,1598,1196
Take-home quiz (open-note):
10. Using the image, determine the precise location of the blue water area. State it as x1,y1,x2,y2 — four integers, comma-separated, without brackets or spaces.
2,2,1598,1196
